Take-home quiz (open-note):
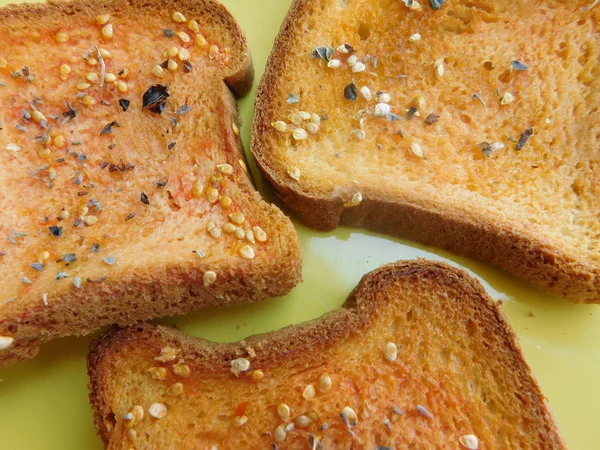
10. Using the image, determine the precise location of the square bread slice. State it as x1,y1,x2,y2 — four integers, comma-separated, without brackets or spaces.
0,0,301,366
252,0,600,303
88,260,566,449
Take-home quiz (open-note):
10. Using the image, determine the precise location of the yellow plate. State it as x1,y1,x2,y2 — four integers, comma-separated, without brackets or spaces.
0,1,598,448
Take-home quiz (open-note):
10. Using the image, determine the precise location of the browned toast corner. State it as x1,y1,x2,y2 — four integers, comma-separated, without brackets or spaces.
0,0,301,366
88,260,566,449
251,0,600,303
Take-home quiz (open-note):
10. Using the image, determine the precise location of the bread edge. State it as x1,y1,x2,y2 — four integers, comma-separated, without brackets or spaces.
87,259,567,448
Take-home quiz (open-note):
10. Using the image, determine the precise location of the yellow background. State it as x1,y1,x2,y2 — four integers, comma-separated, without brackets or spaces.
0,1,598,448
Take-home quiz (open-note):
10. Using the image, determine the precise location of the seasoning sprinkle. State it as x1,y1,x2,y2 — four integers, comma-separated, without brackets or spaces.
102,256,116,265
49,226,63,237
125,212,136,221
511,60,529,71
142,84,170,114
429,0,447,9
141,192,150,204
287,93,300,104
183,61,193,73
424,113,440,125
163,29,175,38
230,357,251,376
416,405,433,419
516,128,534,150
30,262,44,272
311,46,334,62
459,434,480,449
119,99,130,111
100,121,120,135
407,106,418,120
176,105,192,115
344,81,358,101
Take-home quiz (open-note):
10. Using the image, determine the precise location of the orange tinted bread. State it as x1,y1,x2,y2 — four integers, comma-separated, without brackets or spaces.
251,0,600,303
88,260,566,449
0,0,301,366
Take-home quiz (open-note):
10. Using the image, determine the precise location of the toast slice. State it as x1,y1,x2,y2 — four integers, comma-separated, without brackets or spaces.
251,0,600,303
0,0,301,366
88,260,566,449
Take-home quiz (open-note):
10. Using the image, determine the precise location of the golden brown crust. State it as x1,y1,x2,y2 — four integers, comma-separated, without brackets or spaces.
251,0,600,304
0,0,301,366
88,260,567,449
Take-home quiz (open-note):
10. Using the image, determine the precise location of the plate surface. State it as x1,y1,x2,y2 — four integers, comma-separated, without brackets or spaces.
0,1,598,448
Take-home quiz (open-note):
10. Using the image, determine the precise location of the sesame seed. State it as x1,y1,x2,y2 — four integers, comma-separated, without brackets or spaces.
230,357,251,376
177,31,191,44
310,113,321,124
191,181,203,198
53,135,66,148
208,225,221,238
347,54,357,66
305,122,319,134
360,86,372,100
82,95,96,106
409,0,423,10
77,82,92,90
196,34,207,47
235,228,245,239
6,143,21,152
114,80,128,93
0,336,15,351
168,382,184,396
501,92,515,105
229,212,245,224
223,223,236,233
302,384,316,399
152,65,165,78
55,32,68,43
127,430,137,442
327,59,342,69
351,129,366,140
272,121,287,132
86,57,98,66
0,57,7,68
385,342,398,362
289,113,302,125
86,72,99,83
148,366,167,380
274,424,286,443
416,405,433,419
250,369,264,381
219,195,232,208
287,166,301,180
234,415,248,426
31,110,47,123
409,33,421,42
295,415,311,428
148,403,167,419
73,277,82,288
299,111,311,121
172,11,186,22
459,434,480,449
277,403,291,422
377,92,391,103
167,59,178,71
37,251,49,262
434,58,445,79
59,64,71,79
318,373,332,393
340,406,358,426
217,163,233,175
375,102,391,117
245,230,255,244
293,128,308,140
348,192,362,206
352,61,366,73
206,187,219,203
410,142,424,158
96,14,110,25
178,48,191,61
173,363,191,377
187,19,199,33
104,73,116,83
239,245,255,259
209,45,219,58
59,209,70,220
124,405,144,428
101,23,113,38
99,48,112,59
203,271,217,286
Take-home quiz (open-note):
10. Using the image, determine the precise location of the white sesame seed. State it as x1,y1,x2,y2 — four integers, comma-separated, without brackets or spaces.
196,34,207,47
253,226,267,242
318,373,332,393
245,230,255,244
272,121,287,132
148,403,167,419
82,95,96,106
310,113,321,124
360,86,372,101
187,20,200,33
351,129,366,140
0,57,6,69
374,102,391,117
240,245,255,259
337,43,351,53
172,11,186,22
6,143,21,152
489,142,505,151
167,59,178,71
86,57,98,66
208,226,221,238
327,59,342,68
290,113,302,125
459,434,480,449
416,405,433,419
96,14,110,25
77,82,92,90
434,58,445,79
230,357,250,376
104,73,116,83
299,111,311,121
341,406,358,426
55,32,68,43
86,72,99,83
217,163,234,175
385,342,398,362
152,65,164,78
287,166,301,181
409,0,423,10
177,31,191,43
31,110,47,123
352,62,366,73
229,212,245,224
0,336,15,351
285,422,295,432
274,424,286,443
295,415,311,428
410,142,424,158
166,46,179,58
178,48,191,61
234,415,248,426
302,384,316,399
114,80,128,93
101,23,113,38
293,128,308,140
348,192,362,206
347,54,357,66
501,92,515,105
203,271,217,286
377,92,391,103
277,403,291,422
59,64,71,79
409,33,421,42
223,223,236,233
99,48,112,59
305,122,319,134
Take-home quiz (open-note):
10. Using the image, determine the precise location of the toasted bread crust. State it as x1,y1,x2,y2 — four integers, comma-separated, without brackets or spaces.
251,0,600,304
0,0,301,366
88,260,567,448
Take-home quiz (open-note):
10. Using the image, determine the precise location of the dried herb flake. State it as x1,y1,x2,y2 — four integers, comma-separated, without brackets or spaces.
516,128,534,150
163,29,175,38
100,121,120,136
311,46,334,62
141,192,150,204
424,113,440,125
344,82,358,101
142,84,170,114
428,0,446,9
49,226,63,238
119,99,130,111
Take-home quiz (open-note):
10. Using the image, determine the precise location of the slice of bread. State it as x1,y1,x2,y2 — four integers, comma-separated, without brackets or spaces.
88,260,566,449
0,0,301,366
251,0,600,303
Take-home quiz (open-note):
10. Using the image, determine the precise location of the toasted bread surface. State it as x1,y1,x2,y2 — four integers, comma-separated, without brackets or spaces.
0,0,301,366
252,0,600,303
88,260,566,449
